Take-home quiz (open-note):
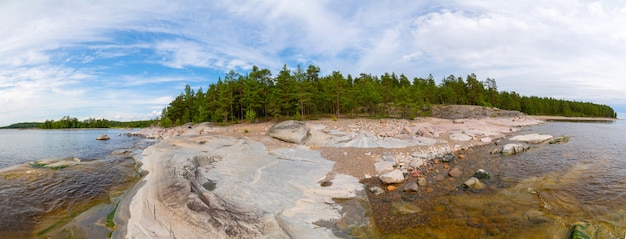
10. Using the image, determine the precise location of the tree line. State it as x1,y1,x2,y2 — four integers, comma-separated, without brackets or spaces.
39,116,157,129
160,64,616,126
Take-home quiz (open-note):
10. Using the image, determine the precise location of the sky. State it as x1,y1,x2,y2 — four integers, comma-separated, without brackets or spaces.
1,0,626,126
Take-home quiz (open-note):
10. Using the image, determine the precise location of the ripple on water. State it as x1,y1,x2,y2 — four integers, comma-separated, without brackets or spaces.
0,156,141,238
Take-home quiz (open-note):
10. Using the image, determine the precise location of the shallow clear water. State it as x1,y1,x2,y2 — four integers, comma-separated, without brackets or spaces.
362,121,626,238
0,129,151,238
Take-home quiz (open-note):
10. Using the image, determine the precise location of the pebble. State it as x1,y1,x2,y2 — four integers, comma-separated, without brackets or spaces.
448,167,462,177
387,185,397,191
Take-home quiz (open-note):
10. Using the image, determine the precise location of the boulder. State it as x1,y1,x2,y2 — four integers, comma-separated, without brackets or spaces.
268,120,311,144
374,161,395,175
448,167,462,178
463,177,485,190
96,134,110,140
502,143,530,155
473,169,491,179
379,169,405,184
510,133,553,144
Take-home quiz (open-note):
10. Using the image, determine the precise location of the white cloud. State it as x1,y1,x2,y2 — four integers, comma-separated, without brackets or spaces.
2,0,626,125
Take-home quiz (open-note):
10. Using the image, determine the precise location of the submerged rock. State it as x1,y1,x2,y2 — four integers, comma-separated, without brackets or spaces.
462,177,485,190
448,167,462,178
402,181,419,192
473,169,491,179
369,186,384,195
268,120,311,144
570,221,597,239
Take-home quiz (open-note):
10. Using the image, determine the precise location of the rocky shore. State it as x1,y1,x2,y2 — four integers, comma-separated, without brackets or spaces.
118,111,562,238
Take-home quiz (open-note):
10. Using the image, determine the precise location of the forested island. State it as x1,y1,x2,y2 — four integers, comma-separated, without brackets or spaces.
160,64,616,126
0,117,157,129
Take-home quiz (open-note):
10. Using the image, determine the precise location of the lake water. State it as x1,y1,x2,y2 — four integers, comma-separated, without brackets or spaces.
0,129,145,168
0,129,152,238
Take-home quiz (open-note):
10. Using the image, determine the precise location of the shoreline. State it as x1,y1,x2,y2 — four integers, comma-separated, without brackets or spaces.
119,115,547,238
531,115,617,122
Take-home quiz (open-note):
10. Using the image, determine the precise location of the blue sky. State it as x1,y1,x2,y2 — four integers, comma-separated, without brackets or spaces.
2,0,626,126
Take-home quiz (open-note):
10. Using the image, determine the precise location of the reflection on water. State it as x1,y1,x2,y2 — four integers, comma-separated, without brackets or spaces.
362,121,626,238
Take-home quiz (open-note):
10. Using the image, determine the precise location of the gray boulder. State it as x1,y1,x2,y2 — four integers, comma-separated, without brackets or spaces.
510,133,553,144
268,120,311,144
463,177,485,190
502,143,530,155
379,169,405,184
374,161,395,175
403,181,419,192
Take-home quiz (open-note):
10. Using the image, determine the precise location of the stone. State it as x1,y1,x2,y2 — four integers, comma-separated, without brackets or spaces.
502,143,530,155
509,133,553,144
523,209,551,224
480,137,492,143
387,185,397,191
453,119,464,124
402,181,419,192
450,133,472,141
549,136,570,144
448,167,462,178
441,153,454,163
268,120,311,144
374,161,395,175
409,158,426,169
369,186,384,195
463,177,485,190
570,221,597,239
96,134,110,140
379,169,405,184
417,177,427,186
473,169,491,179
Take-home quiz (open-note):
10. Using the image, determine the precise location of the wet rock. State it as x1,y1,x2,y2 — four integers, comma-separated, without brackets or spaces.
402,181,419,192
510,133,553,144
369,186,384,195
473,169,491,179
463,177,485,190
549,136,570,144
441,153,454,163
489,148,501,155
570,221,597,239
268,120,311,144
417,177,427,186
374,161,395,175
448,167,462,178
502,143,530,155
379,169,405,184
523,209,551,224
96,134,110,140
387,185,397,191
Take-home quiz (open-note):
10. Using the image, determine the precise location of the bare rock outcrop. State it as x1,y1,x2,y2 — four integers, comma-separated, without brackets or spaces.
268,120,311,144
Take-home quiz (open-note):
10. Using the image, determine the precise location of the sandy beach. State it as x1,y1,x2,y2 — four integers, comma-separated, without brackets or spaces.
120,114,546,238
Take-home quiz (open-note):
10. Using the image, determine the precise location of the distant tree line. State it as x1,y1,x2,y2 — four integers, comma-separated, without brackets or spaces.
38,116,157,129
160,65,616,127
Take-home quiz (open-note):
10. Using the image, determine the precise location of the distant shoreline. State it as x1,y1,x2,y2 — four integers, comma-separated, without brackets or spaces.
531,115,618,122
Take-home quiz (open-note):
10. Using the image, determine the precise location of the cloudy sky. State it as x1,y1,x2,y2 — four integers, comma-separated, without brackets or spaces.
1,0,625,126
